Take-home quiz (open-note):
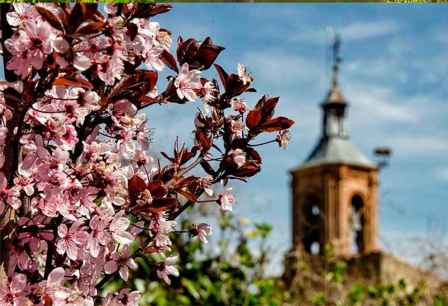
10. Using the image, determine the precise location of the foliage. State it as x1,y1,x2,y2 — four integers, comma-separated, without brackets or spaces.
289,247,448,306
0,3,294,305
131,212,289,306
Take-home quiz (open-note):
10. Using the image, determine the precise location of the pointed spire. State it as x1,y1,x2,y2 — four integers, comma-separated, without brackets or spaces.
331,33,342,88
324,33,346,106
321,33,348,139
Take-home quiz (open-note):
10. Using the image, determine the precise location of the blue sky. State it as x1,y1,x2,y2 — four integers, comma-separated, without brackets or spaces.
152,4,448,272
2,4,448,274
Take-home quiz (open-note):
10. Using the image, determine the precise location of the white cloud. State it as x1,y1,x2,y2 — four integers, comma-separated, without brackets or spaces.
347,84,419,124
292,20,399,44
345,58,409,83
385,135,448,156
341,21,399,41
243,50,326,88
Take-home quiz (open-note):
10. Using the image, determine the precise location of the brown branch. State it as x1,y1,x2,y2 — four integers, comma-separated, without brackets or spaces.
70,110,112,162
44,215,62,278
44,240,55,279
168,199,196,221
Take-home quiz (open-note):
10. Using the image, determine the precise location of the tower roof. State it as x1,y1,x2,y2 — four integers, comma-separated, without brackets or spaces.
295,35,376,171
301,137,376,169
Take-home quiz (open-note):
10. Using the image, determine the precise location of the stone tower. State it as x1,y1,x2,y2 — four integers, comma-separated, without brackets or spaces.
290,36,379,258
285,37,443,296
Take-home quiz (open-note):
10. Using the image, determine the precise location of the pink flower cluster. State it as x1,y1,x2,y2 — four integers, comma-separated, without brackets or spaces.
0,3,294,305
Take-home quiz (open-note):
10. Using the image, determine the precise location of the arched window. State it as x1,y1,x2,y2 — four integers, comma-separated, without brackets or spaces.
350,194,365,253
302,194,322,255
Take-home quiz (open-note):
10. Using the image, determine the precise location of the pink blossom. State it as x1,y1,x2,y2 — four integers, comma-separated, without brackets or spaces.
97,48,126,86
73,35,113,73
203,81,217,101
128,19,167,70
104,248,138,281
229,148,246,168
5,20,56,78
103,289,140,306
174,63,202,101
56,222,89,261
39,267,74,304
276,130,291,149
191,223,213,244
52,36,70,54
142,47,165,71
13,175,34,196
0,273,31,306
0,173,21,210
136,189,153,207
231,97,247,113
6,4,37,27
237,63,253,85
147,213,176,252
156,256,179,285
87,215,108,258
229,119,245,139
7,244,30,274
217,187,236,212
109,212,134,245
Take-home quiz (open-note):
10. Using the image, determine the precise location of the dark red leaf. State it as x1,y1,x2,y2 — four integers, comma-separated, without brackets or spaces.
108,70,158,103
147,181,168,199
160,50,178,72
246,109,262,130
138,95,159,107
128,175,147,196
53,75,94,90
260,96,279,119
75,21,105,35
149,197,178,213
68,3,86,30
133,4,172,18
152,166,176,183
68,3,103,32
246,148,262,163
233,161,261,177
133,197,178,214
160,152,173,162
36,6,64,31
146,4,172,17
175,176,198,188
214,64,228,90
176,37,195,65
2,88,22,107
143,71,158,92
195,130,211,152
127,23,138,41
259,117,295,132
196,37,225,70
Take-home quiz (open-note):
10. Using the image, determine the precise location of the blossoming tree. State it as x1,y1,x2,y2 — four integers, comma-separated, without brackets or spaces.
0,3,294,305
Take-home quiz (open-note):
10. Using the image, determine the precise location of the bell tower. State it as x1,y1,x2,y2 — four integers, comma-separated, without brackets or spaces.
291,35,379,257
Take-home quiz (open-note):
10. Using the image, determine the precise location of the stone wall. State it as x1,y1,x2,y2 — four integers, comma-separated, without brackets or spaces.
285,249,445,291
343,251,443,289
